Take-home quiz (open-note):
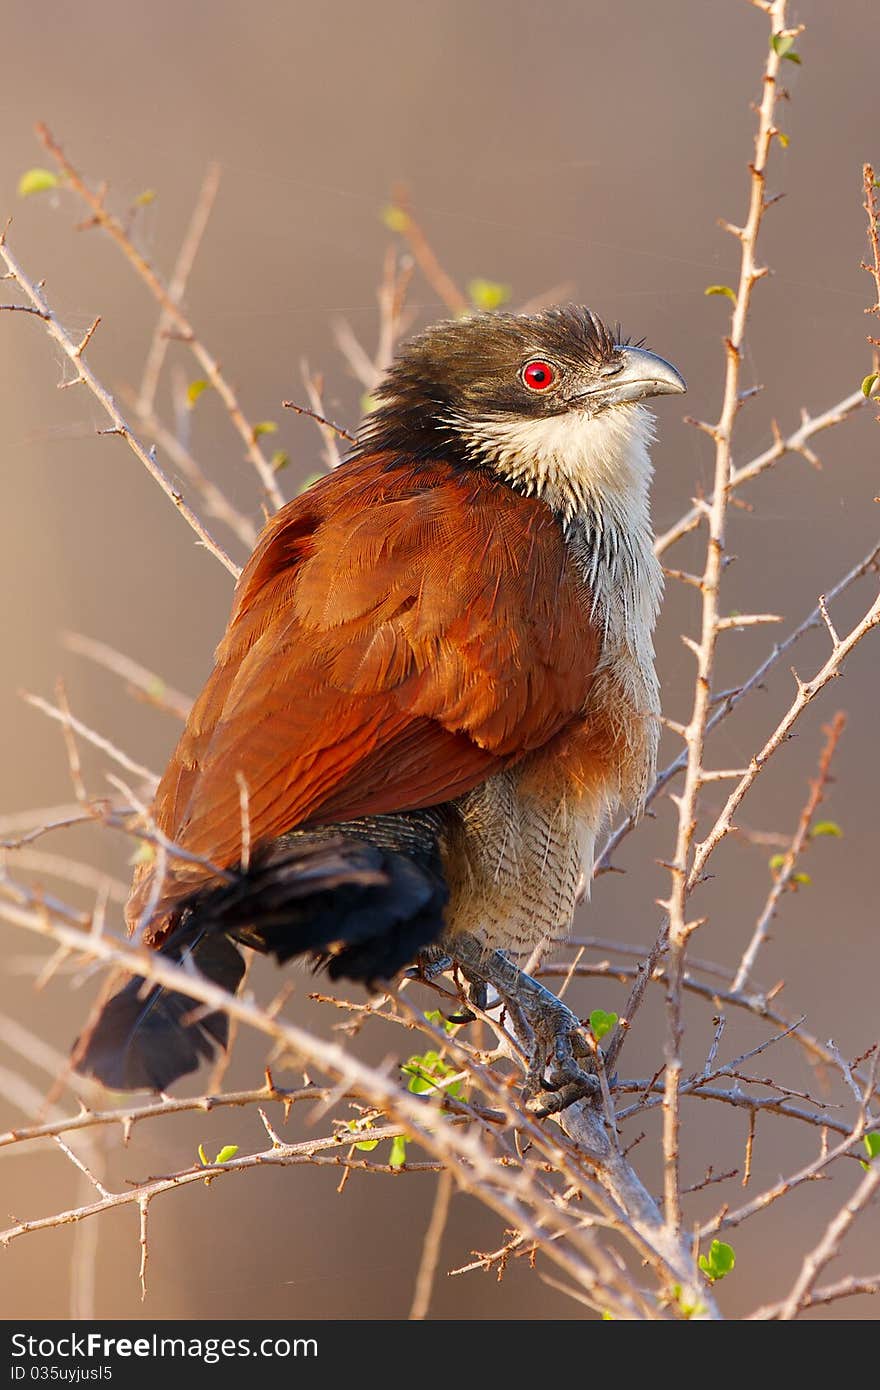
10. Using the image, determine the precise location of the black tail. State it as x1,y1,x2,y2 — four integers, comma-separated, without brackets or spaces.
72,922,247,1092
73,817,449,1092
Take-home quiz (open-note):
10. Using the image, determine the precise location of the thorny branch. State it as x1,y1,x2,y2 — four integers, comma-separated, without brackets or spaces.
660,0,795,1236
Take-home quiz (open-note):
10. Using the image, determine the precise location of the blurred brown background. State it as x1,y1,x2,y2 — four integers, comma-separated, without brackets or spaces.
0,0,877,1321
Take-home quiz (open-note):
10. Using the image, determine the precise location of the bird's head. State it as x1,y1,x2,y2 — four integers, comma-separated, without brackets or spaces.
359,305,685,514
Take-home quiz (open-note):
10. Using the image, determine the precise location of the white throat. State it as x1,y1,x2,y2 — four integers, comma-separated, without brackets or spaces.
454,403,662,638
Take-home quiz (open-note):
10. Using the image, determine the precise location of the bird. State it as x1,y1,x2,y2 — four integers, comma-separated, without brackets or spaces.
73,304,685,1107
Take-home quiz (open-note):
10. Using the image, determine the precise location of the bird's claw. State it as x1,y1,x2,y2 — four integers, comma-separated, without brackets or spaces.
519,996,599,1114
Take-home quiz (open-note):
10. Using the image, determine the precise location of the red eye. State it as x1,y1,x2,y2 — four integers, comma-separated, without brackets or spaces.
521,359,556,391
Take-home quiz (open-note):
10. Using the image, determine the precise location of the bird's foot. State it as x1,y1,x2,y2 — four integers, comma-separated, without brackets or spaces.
449,932,598,1117
409,948,486,1023
409,947,454,983
518,988,597,1118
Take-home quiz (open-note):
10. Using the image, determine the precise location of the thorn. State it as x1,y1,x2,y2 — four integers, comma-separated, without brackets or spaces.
737,384,764,404
717,218,744,240
73,315,101,358
683,415,721,442
258,1106,285,1148
790,665,808,694
795,442,822,470
717,613,782,630
660,716,689,738
663,567,703,590
817,594,841,647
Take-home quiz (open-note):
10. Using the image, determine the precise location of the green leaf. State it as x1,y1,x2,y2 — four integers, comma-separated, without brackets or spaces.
404,1051,443,1093
270,450,290,473
811,820,842,839
776,131,790,149
346,1119,379,1151
388,1135,408,1168
467,278,512,312
790,872,811,887
601,1311,614,1320
589,1009,618,1042
424,1008,460,1035
705,285,737,303
214,1144,239,1164
768,854,787,873
864,1132,880,1162
186,378,210,408
403,1050,463,1098
197,1144,209,1167
18,168,60,198
252,420,278,439
699,1239,736,1282
861,373,879,398
382,204,410,233
133,189,157,207
771,34,802,63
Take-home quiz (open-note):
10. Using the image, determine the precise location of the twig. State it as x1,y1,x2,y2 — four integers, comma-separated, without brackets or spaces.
137,162,221,417
62,632,192,721
732,713,846,990
35,123,284,511
0,229,239,577
131,396,255,555
0,1083,324,1151
750,1272,880,1319
409,1168,453,1319
660,0,796,1236
595,540,880,876
21,691,159,788
689,589,880,889
654,388,867,557
388,187,468,316
775,1123,880,1314
0,892,660,1317
862,164,880,371
283,395,356,445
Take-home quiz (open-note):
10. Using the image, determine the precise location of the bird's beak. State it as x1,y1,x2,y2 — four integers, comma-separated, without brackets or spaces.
571,347,687,408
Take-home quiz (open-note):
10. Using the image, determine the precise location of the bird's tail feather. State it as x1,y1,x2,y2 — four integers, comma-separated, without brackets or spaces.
73,828,448,1092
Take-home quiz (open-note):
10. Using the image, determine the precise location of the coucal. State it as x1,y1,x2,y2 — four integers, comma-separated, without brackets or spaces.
74,305,685,1105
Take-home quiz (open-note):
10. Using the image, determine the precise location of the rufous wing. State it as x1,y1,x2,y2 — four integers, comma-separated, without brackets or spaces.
128,454,600,939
